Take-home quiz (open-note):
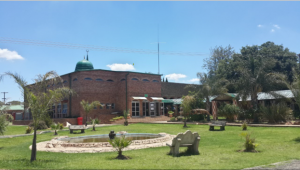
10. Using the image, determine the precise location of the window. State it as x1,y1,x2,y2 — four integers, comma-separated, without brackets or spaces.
94,105,97,109
73,78,78,81
96,78,104,81
52,104,56,115
107,79,114,82
47,85,50,87
100,103,104,109
106,103,110,109
120,78,126,81
142,79,149,82
143,102,149,116
111,103,115,109
132,101,140,116
62,103,68,114
152,80,159,82
57,103,62,114
131,78,139,81
84,78,92,80
63,80,67,84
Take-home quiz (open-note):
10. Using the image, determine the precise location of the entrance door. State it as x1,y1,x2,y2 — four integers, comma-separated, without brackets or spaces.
150,102,156,116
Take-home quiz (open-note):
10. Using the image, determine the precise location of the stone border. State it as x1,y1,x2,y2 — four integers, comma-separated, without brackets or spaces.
32,133,174,153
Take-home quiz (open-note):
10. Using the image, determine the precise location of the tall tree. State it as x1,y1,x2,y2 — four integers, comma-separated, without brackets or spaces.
233,45,286,122
80,100,101,126
186,73,228,120
3,71,73,162
203,45,235,77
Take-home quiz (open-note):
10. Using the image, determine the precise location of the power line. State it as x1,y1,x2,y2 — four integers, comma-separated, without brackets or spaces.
0,37,208,57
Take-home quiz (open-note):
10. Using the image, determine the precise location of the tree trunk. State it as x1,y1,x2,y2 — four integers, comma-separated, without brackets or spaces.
183,119,187,128
85,114,88,126
93,126,95,131
118,150,122,157
251,91,259,123
30,128,37,162
54,130,57,135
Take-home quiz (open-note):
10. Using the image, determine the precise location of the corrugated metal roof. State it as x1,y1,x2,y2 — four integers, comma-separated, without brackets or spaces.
0,105,24,111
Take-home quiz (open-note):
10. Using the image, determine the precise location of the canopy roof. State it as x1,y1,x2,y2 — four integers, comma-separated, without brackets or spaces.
0,105,24,111
162,98,182,104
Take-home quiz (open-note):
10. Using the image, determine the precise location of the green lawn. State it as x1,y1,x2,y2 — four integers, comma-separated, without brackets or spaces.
0,124,300,169
4,125,69,135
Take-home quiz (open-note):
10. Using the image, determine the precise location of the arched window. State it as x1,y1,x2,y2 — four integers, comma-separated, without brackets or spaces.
142,79,149,82
73,78,78,81
131,78,139,81
107,79,114,82
152,80,159,82
96,78,104,81
63,80,67,84
84,78,92,80
120,78,126,81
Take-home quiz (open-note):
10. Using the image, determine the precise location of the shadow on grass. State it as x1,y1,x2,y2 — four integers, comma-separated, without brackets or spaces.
167,149,200,157
7,158,61,163
293,137,300,143
0,147,3,150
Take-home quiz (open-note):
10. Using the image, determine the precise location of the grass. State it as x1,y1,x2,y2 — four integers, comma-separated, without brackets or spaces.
0,123,300,169
4,125,68,135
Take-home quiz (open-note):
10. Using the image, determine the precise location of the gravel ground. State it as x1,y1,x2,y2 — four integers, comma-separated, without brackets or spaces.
244,160,300,169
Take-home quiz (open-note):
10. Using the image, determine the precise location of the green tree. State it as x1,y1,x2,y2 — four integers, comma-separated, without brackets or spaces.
3,71,74,162
108,135,132,159
0,104,10,135
203,45,235,77
187,73,228,120
80,100,101,126
181,95,195,128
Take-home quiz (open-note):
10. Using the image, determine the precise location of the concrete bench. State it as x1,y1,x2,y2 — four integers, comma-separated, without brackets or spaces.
69,125,86,134
166,130,200,157
209,120,226,131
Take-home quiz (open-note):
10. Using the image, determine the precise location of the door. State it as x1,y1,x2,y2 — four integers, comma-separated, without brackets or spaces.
150,102,156,116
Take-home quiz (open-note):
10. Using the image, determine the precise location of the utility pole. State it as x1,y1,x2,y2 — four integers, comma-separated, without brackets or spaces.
1,92,8,104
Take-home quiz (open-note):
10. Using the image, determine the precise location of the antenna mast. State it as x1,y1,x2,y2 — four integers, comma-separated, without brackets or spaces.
1,92,8,104
158,25,160,74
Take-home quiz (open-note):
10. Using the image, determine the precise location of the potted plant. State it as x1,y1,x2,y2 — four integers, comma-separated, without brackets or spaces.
168,111,174,118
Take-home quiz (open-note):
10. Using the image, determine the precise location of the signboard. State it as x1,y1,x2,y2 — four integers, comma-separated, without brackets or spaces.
144,94,148,97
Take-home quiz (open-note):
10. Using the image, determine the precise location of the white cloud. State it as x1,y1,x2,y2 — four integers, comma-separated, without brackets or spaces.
0,49,24,60
189,78,200,82
273,24,280,29
165,73,187,81
106,63,135,71
271,29,275,33
257,24,263,28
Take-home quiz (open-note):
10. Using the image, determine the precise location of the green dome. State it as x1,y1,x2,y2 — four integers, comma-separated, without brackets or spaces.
75,59,94,72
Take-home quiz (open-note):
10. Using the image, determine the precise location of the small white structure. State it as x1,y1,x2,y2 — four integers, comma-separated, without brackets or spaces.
166,130,200,157
66,122,71,128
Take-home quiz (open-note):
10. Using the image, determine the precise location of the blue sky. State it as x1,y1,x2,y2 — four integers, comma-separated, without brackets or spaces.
0,1,300,102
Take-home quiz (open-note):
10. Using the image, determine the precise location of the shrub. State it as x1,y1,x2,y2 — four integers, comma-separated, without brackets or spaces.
240,132,259,152
218,104,240,122
241,121,247,130
190,114,205,121
108,135,132,159
51,123,60,135
43,114,53,128
260,102,290,123
25,126,32,134
58,122,64,130
6,114,14,122
94,118,100,124
29,121,48,130
170,117,176,121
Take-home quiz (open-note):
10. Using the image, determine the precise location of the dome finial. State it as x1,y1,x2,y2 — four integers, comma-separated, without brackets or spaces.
86,50,89,61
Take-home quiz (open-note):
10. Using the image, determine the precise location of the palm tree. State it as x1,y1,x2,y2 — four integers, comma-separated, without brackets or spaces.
108,135,132,159
181,95,195,128
234,53,283,122
3,71,74,162
80,100,101,126
187,73,228,120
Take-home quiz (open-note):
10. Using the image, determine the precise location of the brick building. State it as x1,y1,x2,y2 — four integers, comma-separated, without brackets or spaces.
16,55,192,125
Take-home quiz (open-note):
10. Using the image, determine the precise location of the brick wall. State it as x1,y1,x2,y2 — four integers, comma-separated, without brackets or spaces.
161,82,198,99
